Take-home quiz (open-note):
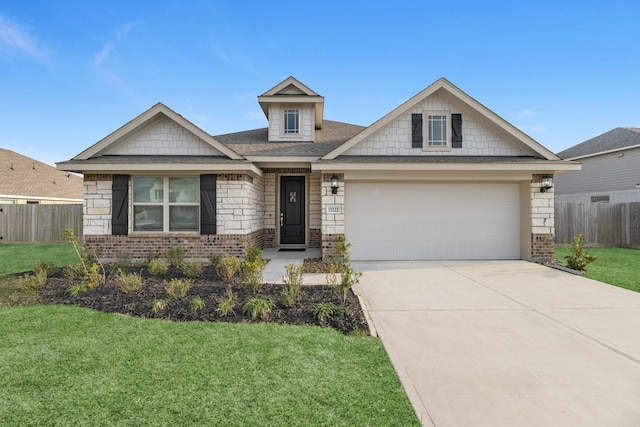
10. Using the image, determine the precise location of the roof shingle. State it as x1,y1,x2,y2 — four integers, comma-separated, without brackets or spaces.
557,127,640,159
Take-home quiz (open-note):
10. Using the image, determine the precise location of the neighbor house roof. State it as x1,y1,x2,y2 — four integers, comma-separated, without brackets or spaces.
0,148,83,201
557,127,640,160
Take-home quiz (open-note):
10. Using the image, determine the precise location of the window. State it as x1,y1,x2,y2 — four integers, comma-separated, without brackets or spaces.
591,195,610,203
132,177,199,232
283,108,300,134
428,114,447,146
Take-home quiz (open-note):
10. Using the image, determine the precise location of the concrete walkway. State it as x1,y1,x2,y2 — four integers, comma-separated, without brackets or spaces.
354,260,640,427
261,248,325,284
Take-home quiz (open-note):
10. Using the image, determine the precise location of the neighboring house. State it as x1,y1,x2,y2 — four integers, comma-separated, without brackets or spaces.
555,127,640,203
57,77,578,262
1,148,83,204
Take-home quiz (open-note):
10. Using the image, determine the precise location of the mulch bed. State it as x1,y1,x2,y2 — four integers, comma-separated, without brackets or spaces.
39,264,369,335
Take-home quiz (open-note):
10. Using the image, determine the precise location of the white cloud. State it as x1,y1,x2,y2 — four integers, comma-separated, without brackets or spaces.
0,15,48,62
518,109,537,119
92,22,133,69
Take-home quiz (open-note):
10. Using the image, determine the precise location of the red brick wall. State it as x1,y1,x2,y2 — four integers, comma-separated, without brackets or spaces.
321,233,344,262
531,233,555,262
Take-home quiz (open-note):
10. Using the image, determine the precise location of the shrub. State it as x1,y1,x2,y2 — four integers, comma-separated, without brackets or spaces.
326,236,361,304
148,259,169,278
34,261,56,277
64,264,84,279
337,305,350,318
217,254,240,281
147,249,161,263
115,270,143,293
312,302,337,322
83,263,104,289
189,296,206,311
565,232,597,271
165,278,191,299
165,246,186,266
18,270,47,291
240,259,266,293
280,263,304,308
181,261,204,279
65,284,88,297
245,246,262,263
242,297,275,320
208,254,221,268
216,288,237,317
63,229,106,288
114,251,132,273
152,298,168,314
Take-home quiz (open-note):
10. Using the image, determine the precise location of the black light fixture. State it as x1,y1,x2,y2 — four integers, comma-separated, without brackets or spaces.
330,175,340,195
540,175,553,193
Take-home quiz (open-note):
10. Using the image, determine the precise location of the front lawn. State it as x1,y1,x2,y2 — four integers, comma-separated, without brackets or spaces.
554,247,640,293
0,243,78,275
0,305,419,426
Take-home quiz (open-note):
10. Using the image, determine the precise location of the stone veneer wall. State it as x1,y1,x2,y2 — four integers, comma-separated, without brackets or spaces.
216,174,264,234
267,104,314,142
530,174,555,262
321,173,345,260
83,174,113,235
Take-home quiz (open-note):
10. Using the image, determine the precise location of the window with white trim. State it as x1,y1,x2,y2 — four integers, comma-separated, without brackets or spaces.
132,177,199,232
283,108,300,134
423,111,452,151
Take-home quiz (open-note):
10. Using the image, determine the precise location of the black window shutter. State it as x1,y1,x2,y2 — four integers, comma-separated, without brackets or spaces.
452,113,463,148
411,113,423,148
111,175,129,235
200,174,217,235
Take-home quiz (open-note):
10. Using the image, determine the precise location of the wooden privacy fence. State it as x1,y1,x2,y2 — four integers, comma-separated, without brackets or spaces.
555,201,640,248
0,204,83,243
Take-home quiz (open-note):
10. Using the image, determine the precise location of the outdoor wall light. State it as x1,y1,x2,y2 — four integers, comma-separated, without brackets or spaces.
540,175,553,193
331,175,340,194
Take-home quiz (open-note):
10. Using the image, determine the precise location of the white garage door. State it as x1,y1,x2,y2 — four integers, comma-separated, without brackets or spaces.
346,182,520,260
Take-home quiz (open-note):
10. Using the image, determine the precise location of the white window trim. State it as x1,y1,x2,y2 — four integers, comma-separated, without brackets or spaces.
280,104,301,137
423,110,452,152
132,176,200,233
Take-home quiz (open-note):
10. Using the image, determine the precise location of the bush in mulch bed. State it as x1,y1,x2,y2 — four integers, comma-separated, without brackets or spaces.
39,264,369,336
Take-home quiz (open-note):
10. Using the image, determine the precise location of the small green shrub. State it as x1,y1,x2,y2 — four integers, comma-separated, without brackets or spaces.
34,261,56,277
337,305,350,318
147,249,161,263
165,246,186,266
114,250,132,273
189,296,206,311
208,254,221,268
181,261,204,279
217,253,240,281
115,270,143,293
216,287,237,316
245,246,262,263
65,284,88,297
64,264,84,278
281,263,304,307
148,259,169,278
152,298,168,314
240,259,266,293
18,270,47,291
565,232,598,271
84,263,104,289
165,278,191,299
312,302,337,322
242,297,275,320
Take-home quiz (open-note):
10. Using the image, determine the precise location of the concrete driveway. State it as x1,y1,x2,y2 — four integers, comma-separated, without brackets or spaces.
353,260,640,427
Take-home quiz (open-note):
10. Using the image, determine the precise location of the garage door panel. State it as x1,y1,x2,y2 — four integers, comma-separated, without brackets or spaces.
346,182,520,260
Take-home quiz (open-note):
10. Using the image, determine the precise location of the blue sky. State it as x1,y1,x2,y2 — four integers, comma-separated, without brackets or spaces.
1,0,638,166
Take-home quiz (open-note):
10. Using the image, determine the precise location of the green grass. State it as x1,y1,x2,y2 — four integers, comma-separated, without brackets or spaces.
0,243,78,275
555,247,640,293
0,305,419,426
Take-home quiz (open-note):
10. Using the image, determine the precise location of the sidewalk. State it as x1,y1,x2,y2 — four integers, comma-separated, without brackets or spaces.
261,248,325,285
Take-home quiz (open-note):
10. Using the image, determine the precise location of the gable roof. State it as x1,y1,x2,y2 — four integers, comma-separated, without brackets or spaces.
0,148,83,201
257,76,324,128
72,103,243,161
557,127,640,160
322,78,559,160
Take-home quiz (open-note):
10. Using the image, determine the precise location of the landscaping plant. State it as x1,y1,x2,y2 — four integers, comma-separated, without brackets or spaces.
115,270,143,293
240,259,266,293
165,246,186,266
189,296,206,311
216,287,237,316
564,232,597,271
281,263,304,307
165,278,191,299
217,253,240,281
242,297,275,320
148,259,169,277
181,261,204,279
17,270,47,291
312,302,337,322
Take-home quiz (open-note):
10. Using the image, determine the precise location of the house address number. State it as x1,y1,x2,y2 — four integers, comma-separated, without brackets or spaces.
327,205,341,214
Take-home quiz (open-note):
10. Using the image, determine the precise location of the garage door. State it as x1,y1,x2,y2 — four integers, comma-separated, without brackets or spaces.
346,182,520,260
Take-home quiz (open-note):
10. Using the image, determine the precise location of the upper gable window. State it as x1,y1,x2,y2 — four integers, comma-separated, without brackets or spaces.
283,108,300,134
427,114,447,147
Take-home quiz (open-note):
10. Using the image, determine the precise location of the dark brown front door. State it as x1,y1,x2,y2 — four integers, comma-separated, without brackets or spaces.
280,176,305,245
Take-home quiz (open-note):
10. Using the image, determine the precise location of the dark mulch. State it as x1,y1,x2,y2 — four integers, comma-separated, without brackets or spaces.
39,264,369,335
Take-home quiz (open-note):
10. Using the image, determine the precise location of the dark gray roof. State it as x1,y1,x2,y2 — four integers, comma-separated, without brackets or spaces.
317,155,552,164
557,127,640,159
214,120,365,157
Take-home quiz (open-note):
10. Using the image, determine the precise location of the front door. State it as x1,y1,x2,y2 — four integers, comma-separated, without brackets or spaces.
280,176,305,245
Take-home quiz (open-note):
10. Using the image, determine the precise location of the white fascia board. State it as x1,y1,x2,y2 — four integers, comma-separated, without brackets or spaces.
312,161,581,173
57,162,263,177
244,156,318,164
